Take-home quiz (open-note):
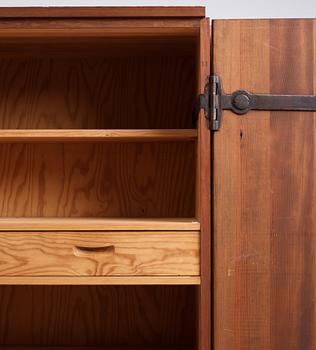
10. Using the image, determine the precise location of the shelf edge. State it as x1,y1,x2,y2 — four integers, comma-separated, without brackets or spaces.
0,129,198,142
0,276,201,285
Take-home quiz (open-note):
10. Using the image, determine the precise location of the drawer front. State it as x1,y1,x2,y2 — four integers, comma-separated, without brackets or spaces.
0,231,199,276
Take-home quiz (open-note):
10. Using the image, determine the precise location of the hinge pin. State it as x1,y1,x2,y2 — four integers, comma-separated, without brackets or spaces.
211,76,221,131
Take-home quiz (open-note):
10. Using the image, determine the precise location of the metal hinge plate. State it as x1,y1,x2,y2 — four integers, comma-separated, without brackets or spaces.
198,75,316,131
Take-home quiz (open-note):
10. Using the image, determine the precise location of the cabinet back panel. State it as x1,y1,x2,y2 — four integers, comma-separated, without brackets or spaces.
0,285,196,347
0,54,195,129
0,142,195,217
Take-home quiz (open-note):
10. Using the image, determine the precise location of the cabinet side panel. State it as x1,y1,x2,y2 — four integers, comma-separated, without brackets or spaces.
213,19,316,350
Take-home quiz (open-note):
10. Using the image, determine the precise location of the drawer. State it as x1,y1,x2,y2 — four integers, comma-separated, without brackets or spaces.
0,231,200,276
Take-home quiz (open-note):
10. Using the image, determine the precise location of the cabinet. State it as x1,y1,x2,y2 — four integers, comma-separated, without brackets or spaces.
0,7,210,350
4,8,313,350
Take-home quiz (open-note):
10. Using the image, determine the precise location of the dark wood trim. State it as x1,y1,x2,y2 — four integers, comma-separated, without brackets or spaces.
197,17,211,350
0,7,205,18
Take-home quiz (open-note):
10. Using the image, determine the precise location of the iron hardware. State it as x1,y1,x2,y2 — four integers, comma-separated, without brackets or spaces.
198,75,316,131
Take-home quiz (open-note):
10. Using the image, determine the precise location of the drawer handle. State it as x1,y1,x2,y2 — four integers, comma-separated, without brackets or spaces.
73,245,115,257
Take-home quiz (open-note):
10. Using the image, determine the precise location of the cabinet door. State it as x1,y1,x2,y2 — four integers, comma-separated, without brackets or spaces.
213,19,316,350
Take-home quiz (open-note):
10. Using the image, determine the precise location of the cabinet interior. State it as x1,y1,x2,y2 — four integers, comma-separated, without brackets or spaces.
0,34,198,222
0,285,197,349
0,29,200,350
0,142,195,218
0,36,196,129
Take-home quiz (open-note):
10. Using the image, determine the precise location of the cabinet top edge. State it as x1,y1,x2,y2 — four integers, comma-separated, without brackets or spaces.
0,7,206,19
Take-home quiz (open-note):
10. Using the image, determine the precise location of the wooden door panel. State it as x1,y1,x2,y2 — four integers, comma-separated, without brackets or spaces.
213,19,316,350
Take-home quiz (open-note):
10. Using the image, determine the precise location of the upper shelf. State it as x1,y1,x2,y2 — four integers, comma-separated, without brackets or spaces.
0,129,197,142
0,217,200,231
0,6,205,18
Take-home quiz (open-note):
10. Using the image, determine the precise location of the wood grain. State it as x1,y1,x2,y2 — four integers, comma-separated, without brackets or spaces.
0,19,199,38
0,37,196,59
196,18,211,350
0,129,197,142
0,231,199,277
0,285,197,347
0,347,192,350
0,143,195,218
0,6,205,18
0,55,195,129
0,217,200,231
0,348,191,350
0,276,200,285
0,26,197,59
213,19,271,350
269,19,315,350
213,19,316,350
0,12,201,350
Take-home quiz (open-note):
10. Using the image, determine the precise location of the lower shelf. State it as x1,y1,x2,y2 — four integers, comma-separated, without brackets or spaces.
0,348,192,350
0,128,198,142
0,276,200,285
0,217,200,231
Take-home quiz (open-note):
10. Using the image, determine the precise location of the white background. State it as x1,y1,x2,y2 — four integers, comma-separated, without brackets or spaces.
0,0,315,19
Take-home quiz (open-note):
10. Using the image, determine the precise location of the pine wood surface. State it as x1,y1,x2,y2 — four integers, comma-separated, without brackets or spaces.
0,276,200,285
0,143,195,218
0,56,195,129
0,217,200,231
213,19,316,350
0,231,199,277
0,129,197,142
0,11,203,350
196,18,211,350
0,348,191,350
0,36,197,59
0,6,205,18
0,347,193,350
0,19,200,38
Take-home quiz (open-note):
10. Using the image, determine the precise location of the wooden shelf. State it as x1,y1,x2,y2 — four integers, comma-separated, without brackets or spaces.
0,348,193,350
0,347,193,350
1,348,193,350
0,217,200,231
0,276,200,286
0,6,205,18
0,348,183,350
0,129,197,142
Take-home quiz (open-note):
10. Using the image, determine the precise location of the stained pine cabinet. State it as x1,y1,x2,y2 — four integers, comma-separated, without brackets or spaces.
0,6,315,350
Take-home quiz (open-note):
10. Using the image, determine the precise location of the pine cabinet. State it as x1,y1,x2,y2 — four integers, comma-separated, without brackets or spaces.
0,7,210,350
1,7,314,350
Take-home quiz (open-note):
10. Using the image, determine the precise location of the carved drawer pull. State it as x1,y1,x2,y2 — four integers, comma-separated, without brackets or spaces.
73,245,115,257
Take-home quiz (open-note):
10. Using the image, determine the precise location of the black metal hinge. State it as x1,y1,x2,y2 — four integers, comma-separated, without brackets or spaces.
198,75,316,131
